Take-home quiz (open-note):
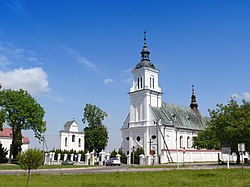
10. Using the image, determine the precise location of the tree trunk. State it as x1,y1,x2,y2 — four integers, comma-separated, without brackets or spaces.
8,127,15,163
236,151,240,164
26,169,30,187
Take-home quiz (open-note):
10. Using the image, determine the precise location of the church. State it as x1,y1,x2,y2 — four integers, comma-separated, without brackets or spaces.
59,120,85,152
121,34,220,163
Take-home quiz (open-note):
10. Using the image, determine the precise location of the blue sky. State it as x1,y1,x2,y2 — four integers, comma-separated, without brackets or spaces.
0,0,250,151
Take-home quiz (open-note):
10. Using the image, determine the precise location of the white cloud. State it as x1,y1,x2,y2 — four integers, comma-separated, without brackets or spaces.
63,46,97,71
0,42,43,68
230,92,250,100
0,67,49,96
243,92,250,99
104,78,114,85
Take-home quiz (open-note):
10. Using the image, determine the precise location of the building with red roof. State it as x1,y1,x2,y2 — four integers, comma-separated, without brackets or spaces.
0,127,30,158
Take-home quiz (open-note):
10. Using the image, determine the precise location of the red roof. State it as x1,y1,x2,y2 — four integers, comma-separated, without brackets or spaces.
0,128,30,144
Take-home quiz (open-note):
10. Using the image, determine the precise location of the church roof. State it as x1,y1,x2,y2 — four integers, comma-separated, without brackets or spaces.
151,102,207,130
134,32,156,70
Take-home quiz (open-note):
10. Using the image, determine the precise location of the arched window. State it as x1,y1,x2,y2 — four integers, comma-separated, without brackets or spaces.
78,138,81,147
180,136,183,148
72,135,75,142
150,76,155,89
187,136,191,148
65,137,67,147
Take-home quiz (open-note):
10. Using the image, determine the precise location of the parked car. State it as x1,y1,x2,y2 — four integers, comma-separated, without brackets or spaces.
61,160,74,165
106,157,121,166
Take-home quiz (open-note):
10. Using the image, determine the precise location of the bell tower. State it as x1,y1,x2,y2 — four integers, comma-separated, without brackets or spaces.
129,32,162,125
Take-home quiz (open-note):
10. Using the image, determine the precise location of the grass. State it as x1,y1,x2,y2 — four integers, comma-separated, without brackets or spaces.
0,168,249,187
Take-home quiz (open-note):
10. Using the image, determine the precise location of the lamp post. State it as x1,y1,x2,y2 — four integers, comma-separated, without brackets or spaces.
176,129,179,169
132,146,135,165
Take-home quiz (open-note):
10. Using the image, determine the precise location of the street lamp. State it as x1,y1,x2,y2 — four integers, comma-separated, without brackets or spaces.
175,128,179,169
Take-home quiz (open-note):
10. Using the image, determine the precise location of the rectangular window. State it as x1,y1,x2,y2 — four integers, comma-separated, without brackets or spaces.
140,77,142,88
137,78,140,89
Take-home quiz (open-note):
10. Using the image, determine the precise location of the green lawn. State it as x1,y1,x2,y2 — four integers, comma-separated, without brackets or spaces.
0,168,249,187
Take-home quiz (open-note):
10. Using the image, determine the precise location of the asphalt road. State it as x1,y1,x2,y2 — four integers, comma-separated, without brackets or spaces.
0,163,249,175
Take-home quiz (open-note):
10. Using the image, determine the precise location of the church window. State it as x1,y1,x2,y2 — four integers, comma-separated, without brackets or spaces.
79,138,81,147
137,78,140,89
126,137,129,141
187,136,191,148
65,137,67,147
136,136,141,142
140,77,143,88
151,135,156,139
72,135,75,142
150,76,155,89
180,136,183,148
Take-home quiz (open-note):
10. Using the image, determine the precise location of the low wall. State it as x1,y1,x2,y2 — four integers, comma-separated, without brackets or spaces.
160,149,221,164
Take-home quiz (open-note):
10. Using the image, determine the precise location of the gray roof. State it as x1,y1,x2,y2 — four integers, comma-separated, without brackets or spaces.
151,102,207,130
63,120,76,131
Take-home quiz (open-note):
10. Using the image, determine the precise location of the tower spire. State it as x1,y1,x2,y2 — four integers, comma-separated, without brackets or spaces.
141,31,150,61
134,31,155,70
190,85,199,112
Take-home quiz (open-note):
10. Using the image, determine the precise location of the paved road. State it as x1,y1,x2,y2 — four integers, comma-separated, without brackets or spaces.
0,163,249,175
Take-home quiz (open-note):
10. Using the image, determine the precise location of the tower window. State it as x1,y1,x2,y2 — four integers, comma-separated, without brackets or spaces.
126,137,129,141
151,135,156,139
65,137,67,147
150,76,155,89
137,78,140,89
72,135,75,142
79,138,81,147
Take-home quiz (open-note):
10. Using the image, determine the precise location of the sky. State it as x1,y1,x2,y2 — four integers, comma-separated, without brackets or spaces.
0,0,250,152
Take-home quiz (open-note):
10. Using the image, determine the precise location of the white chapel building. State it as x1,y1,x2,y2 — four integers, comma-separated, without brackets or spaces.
59,120,85,152
121,34,220,163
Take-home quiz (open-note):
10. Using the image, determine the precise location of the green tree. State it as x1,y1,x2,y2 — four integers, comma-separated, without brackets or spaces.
193,99,250,164
110,149,118,157
118,148,127,164
0,144,8,163
193,126,220,150
131,147,144,164
82,104,109,153
82,103,108,128
17,148,43,187
0,89,46,161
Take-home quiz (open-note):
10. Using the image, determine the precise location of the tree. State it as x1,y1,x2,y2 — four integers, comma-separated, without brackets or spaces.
193,99,250,164
131,147,144,164
17,148,43,187
0,144,8,163
0,89,46,160
110,149,118,157
82,104,108,153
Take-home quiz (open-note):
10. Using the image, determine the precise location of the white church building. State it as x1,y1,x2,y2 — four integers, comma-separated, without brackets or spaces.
59,120,85,152
121,34,221,163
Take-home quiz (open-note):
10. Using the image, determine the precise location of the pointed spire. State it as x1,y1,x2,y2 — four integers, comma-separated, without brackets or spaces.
134,31,155,70
190,85,199,112
141,31,150,61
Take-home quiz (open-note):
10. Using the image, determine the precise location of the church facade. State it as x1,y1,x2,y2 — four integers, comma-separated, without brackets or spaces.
121,34,217,163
